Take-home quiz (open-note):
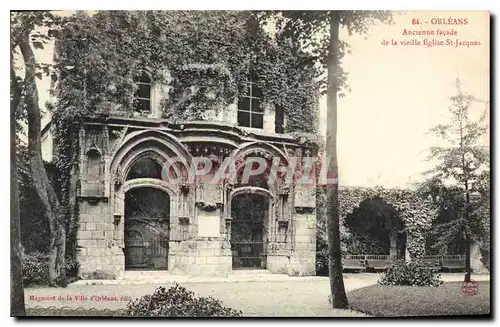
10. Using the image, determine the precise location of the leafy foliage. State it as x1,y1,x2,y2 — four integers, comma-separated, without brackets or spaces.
22,252,49,286
51,10,320,133
262,11,393,95
47,12,323,263
22,252,79,287
316,186,437,274
337,187,434,259
345,197,401,253
378,260,443,287
16,146,51,253
315,236,328,276
421,78,490,264
126,284,242,317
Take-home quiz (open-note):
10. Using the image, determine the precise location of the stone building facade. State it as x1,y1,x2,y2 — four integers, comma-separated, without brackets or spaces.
65,94,317,278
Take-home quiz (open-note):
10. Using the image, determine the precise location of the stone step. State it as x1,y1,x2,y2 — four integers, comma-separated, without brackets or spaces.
230,269,271,275
118,269,283,282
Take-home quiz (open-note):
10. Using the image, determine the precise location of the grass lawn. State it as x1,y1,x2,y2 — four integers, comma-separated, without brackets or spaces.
348,281,491,317
23,280,371,317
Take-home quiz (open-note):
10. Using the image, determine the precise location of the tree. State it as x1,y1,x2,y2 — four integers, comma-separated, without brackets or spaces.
11,12,67,287
424,78,489,281
263,11,392,308
10,47,26,317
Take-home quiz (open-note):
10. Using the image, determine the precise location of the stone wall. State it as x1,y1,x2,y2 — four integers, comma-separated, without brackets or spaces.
169,240,232,276
76,199,125,278
287,210,316,276
41,129,54,162
74,120,316,278
76,194,317,278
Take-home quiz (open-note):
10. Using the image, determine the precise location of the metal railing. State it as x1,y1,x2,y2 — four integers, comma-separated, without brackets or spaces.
342,254,466,271
345,254,391,261
422,255,465,261
231,241,266,269
422,255,466,269
124,238,169,270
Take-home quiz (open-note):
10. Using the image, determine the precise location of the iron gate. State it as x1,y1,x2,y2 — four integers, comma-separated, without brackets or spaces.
231,240,267,269
124,237,169,270
230,193,269,269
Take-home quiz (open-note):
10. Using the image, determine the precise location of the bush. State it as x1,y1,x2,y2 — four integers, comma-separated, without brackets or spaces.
378,260,443,287
22,252,50,286
126,284,243,317
315,239,329,276
22,252,80,287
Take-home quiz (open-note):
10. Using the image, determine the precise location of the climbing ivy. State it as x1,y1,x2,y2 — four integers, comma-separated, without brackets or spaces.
51,11,320,130
317,186,437,259
48,11,322,259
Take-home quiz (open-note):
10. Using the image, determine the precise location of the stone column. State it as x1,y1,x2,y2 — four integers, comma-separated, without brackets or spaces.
470,241,488,274
389,228,398,260
405,248,411,262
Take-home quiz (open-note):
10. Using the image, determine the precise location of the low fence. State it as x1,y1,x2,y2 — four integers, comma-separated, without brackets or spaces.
231,241,266,269
342,254,466,272
343,254,392,271
422,255,466,270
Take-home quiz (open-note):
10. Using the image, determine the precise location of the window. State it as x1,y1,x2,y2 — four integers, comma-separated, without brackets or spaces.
133,72,152,112
275,105,284,133
238,78,263,129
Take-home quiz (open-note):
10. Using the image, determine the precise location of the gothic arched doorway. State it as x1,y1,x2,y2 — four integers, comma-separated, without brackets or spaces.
230,192,270,269
124,187,170,270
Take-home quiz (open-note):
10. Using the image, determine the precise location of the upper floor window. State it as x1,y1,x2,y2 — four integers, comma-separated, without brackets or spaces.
133,72,152,112
275,105,284,134
238,78,263,129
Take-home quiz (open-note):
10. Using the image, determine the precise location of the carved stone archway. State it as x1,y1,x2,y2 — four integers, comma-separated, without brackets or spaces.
229,186,274,269
338,187,435,260
122,183,172,270
222,142,293,249
108,130,193,272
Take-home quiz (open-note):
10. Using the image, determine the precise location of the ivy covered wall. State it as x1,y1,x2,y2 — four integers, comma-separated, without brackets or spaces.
47,10,323,263
51,11,320,133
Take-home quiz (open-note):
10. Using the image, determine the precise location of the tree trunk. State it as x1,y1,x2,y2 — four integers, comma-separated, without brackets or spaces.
65,157,79,276
10,61,26,317
389,228,398,260
326,11,348,309
464,179,471,281
18,32,67,287
464,236,471,281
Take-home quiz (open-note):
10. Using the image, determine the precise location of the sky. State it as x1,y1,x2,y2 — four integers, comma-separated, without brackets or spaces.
31,10,490,189
318,11,490,188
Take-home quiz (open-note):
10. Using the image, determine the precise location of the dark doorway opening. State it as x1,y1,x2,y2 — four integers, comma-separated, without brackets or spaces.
124,187,170,270
230,193,269,269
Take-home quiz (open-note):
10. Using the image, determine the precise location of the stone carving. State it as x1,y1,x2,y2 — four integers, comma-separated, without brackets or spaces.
178,217,190,225
196,201,218,211
277,183,291,196
109,126,129,155
103,125,109,155
295,207,314,214
74,119,317,277
114,164,124,189
214,183,223,204
294,187,315,208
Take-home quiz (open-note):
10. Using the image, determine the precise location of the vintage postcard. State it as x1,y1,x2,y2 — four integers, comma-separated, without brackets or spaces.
10,9,491,318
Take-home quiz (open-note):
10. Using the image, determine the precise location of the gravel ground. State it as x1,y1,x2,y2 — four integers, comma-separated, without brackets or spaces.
24,273,488,317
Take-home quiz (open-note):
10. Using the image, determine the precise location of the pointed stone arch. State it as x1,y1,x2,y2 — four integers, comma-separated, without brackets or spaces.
222,141,290,194
110,129,192,181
